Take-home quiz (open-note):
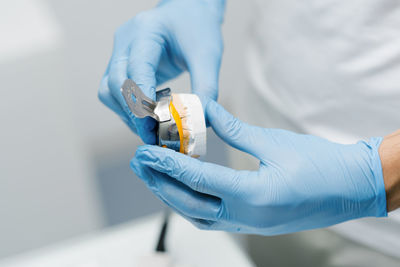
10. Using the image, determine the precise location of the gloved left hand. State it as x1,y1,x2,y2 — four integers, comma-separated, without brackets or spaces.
98,0,225,144
131,100,387,235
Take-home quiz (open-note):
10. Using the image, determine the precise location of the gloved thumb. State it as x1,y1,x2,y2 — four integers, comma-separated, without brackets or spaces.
188,53,221,101
205,100,265,158
126,36,164,144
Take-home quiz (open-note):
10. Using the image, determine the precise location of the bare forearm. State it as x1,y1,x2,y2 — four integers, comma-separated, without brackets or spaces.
379,130,400,211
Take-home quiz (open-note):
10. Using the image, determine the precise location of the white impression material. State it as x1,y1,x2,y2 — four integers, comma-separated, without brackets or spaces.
172,94,206,157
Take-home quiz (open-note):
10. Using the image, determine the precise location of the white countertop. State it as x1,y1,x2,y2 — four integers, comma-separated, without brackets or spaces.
0,212,254,267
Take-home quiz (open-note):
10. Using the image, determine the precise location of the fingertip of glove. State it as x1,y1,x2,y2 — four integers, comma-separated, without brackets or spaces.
135,145,165,161
97,83,108,105
135,145,151,157
130,157,141,174
134,118,157,145
130,157,155,186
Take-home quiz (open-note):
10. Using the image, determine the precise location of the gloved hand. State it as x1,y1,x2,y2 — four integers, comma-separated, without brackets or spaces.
98,0,225,144
130,100,387,235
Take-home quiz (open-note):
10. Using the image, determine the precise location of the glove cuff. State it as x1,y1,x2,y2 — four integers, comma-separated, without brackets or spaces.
369,137,388,217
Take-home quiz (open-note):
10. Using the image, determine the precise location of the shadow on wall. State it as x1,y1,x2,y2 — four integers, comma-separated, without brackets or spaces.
93,128,229,226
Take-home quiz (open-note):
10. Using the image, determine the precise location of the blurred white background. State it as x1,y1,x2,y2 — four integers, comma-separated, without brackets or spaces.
0,0,249,259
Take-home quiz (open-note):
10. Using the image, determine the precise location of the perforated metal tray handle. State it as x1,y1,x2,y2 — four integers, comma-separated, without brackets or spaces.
120,79,159,120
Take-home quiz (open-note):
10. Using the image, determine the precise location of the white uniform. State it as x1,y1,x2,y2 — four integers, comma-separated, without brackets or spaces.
234,0,400,263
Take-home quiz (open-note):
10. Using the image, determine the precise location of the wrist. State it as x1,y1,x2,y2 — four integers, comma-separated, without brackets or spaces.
379,130,400,212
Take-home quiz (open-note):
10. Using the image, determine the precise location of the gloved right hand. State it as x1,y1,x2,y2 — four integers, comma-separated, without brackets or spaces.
130,100,387,235
98,0,225,144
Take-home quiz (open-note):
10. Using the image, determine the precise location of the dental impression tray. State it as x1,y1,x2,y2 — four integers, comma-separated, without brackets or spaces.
121,79,206,157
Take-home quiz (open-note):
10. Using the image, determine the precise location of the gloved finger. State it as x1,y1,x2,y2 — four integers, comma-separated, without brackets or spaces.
205,99,267,159
187,48,222,101
134,145,250,198
131,158,222,221
99,75,125,117
169,207,218,231
108,55,154,139
108,54,156,141
127,35,164,144
183,216,218,231
127,36,163,100
170,207,229,232
166,207,218,231
99,50,126,116
99,49,139,134
107,54,130,114
107,20,135,112
155,48,185,86
107,30,160,143
132,153,228,231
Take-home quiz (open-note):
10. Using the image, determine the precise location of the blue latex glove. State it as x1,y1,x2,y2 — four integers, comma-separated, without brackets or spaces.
131,100,387,235
98,0,225,144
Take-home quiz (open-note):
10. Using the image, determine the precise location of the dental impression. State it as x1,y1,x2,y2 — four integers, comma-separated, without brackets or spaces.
121,79,206,157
